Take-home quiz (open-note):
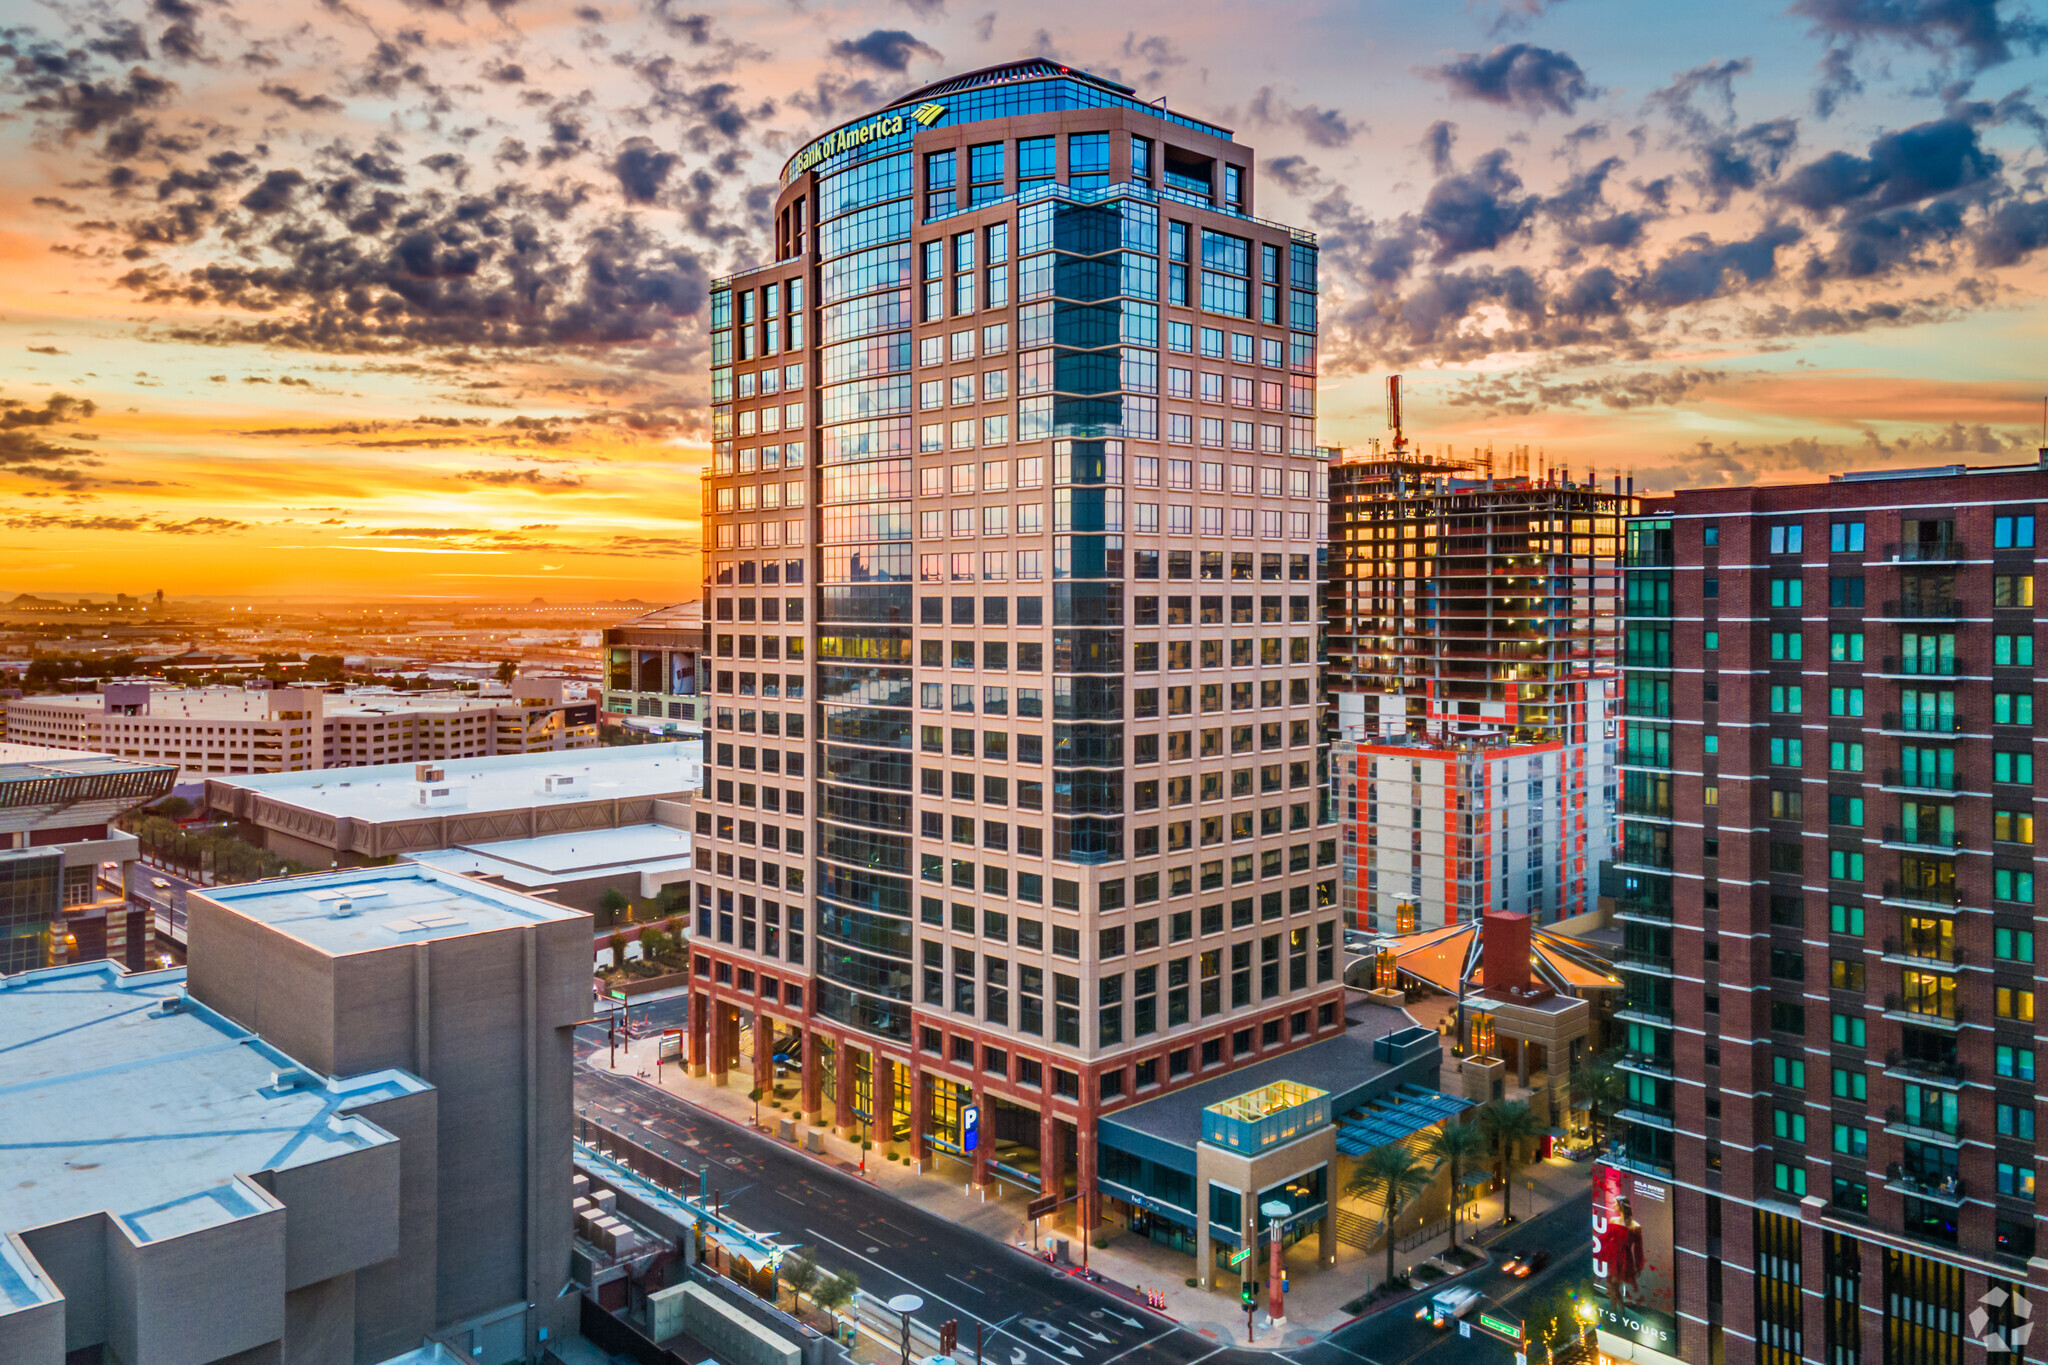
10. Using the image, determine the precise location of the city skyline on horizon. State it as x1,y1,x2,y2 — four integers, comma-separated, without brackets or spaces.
3,0,2045,598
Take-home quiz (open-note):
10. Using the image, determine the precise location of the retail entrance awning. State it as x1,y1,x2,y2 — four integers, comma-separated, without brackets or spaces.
1333,1085,1476,1156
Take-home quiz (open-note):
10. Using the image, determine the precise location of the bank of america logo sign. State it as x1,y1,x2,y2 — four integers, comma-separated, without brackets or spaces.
912,102,945,126
1970,1286,2033,1353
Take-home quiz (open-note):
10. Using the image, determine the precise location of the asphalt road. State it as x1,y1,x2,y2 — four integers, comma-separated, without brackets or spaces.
572,1016,1591,1365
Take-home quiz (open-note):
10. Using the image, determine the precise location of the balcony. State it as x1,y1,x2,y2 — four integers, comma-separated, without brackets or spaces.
1879,768,1959,794
1883,994,1964,1031
1614,1004,1675,1028
1883,1050,1966,1089
1876,655,1963,678
1885,1164,1967,1207
1612,897,1675,925
1884,1105,1966,1147
1880,939,1965,971
1878,713,1961,735
1616,1106,1676,1132
1882,879,1960,909
1618,1050,1674,1078
1881,539,1967,563
1613,947,1676,976
1882,825,1969,852
1878,599,1972,620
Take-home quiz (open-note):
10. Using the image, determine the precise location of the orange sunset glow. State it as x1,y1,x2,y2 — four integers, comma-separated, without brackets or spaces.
3,0,2045,599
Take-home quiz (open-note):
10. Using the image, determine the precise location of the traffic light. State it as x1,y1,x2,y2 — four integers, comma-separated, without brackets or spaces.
1240,1281,1256,1308
940,1320,958,1354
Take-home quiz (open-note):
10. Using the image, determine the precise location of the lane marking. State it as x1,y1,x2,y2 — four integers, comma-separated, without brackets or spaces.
1095,1327,1182,1365
804,1232,1070,1365
946,1273,985,1294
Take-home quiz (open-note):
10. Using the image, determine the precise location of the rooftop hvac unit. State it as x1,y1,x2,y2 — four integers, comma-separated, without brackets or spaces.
541,772,583,796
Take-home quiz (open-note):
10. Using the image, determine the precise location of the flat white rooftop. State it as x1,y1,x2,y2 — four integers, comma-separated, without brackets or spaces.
0,962,427,1248
17,687,561,720
408,823,692,887
210,741,700,822
202,864,584,957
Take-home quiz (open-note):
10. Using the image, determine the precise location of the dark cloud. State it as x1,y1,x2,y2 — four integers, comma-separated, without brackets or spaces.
1445,366,1732,414
1261,156,1320,195
1419,150,1541,260
88,23,152,62
482,59,526,84
457,467,586,488
1428,44,1597,118
829,29,939,73
1422,120,1457,174
1647,58,1751,140
1793,0,2048,72
1974,196,2048,265
1247,87,1361,148
1695,118,1800,207
1636,222,1804,305
238,167,305,214
261,82,343,113
613,137,678,203
1778,116,1999,216
26,345,66,355
155,516,249,533
895,0,945,15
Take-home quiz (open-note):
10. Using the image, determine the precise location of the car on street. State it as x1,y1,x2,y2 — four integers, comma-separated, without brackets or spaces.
1418,1285,1482,1327
1503,1249,1550,1278
152,878,171,890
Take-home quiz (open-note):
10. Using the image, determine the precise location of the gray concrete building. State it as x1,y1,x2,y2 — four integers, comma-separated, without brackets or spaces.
0,862,587,1365
203,743,702,868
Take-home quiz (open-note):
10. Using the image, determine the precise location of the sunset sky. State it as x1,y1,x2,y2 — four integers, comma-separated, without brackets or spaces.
3,0,2045,600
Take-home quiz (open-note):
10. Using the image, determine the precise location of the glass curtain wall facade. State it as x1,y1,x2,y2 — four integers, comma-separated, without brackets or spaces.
698,60,1340,1234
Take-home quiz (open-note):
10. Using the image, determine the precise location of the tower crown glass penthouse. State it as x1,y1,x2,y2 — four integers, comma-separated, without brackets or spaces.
698,60,1337,1223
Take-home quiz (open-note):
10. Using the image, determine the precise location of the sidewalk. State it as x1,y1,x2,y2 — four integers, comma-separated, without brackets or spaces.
587,1031,1591,1348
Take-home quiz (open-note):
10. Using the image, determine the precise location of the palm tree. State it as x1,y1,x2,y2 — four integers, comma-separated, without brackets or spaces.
1477,1099,1544,1224
1347,1141,1432,1289
1576,1049,1627,1148
1421,1120,1488,1251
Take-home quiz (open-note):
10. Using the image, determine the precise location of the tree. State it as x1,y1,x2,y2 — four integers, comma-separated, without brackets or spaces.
495,659,517,684
813,1269,858,1321
638,924,670,961
1347,1141,1431,1290
1576,1048,1627,1148
1421,1120,1488,1250
599,887,630,923
781,1248,820,1311
150,795,194,821
1477,1099,1544,1224
607,930,628,964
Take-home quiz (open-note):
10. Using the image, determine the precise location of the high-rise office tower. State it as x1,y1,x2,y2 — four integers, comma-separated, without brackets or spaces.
1609,458,2048,1365
1325,433,1629,930
694,61,1338,1235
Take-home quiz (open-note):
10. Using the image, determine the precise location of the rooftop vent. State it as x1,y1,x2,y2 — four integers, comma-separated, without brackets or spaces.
541,772,584,797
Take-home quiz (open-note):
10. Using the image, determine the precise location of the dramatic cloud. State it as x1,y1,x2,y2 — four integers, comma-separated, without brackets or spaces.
1777,117,2000,217
1428,44,1597,117
1793,0,2048,71
828,30,940,73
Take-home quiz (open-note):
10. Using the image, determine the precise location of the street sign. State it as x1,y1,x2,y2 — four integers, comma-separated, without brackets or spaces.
1228,1247,1252,1267
608,989,626,1001
1480,1314,1522,1339
1027,1193,1060,1220
962,1104,980,1153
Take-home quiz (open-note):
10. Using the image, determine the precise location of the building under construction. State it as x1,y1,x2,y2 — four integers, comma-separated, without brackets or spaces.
1327,379,1634,931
